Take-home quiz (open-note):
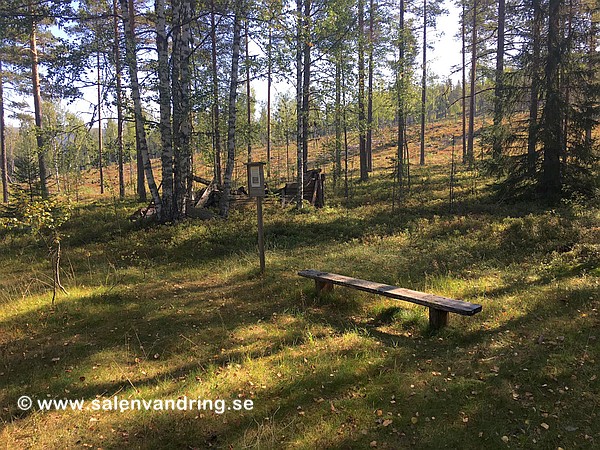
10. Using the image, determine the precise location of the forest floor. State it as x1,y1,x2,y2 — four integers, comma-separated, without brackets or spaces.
1,124,599,449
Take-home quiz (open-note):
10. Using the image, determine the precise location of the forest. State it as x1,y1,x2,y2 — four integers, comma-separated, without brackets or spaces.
0,0,599,448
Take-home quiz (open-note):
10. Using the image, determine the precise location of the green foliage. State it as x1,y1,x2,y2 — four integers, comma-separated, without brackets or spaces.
0,149,599,448
1,191,71,235
485,0,600,201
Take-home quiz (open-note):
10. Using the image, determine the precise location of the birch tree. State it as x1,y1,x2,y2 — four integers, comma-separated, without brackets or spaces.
171,0,194,220
29,6,49,197
220,10,242,218
156,0,173,220
210,0,222,185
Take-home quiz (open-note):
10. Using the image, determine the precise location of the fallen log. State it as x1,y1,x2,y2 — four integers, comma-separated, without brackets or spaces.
195,180,220,209
192,175,212,186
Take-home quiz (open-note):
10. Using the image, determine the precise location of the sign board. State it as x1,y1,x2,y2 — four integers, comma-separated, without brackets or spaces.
246,162,266,197
245,162,266,273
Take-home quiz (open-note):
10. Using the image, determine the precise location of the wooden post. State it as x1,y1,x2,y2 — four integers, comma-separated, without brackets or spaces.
315,279,334,296
257,196,265,273
429,308,448,330
246,162,266,273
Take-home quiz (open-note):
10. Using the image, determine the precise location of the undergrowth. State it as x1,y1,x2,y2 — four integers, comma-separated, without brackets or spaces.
0,140,599,449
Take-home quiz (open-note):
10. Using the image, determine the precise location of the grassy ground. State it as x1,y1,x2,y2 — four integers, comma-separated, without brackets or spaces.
1,132,599,449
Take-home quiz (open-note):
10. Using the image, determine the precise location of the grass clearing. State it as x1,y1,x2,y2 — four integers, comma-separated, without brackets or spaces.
1,135,599,449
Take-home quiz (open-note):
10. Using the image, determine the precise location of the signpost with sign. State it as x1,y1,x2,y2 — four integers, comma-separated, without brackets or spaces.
246,162,266,273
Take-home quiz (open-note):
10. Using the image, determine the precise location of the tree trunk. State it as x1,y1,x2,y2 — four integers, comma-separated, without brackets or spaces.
492,0,505,161
266,24,272,178
461,0,466,164
527,0,542,172
96,50,104,194
466,0,477,167
210,0,222,186
29,15,48,198
342,55,349,202
245,20,252,163
172,0,182,208
562,0,574,163
419,0,427,166
121,0,161,211
302,0,311,173
113,0,125,199
541,0,562,198
585,9,596,147
366,0,374,172
296,0,304,209
156,0,173,221
121,0,145,201
358,0,367,181
220,12,242,218
334,52,342,188
53,147,59,192
0,60,8,203
397,0,405,186
172,0,194,220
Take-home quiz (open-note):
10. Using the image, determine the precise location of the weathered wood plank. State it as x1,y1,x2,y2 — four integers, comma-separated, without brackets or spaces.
298,269,482,316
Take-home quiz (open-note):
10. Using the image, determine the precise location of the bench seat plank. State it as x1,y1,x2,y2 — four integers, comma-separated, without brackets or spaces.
298,269,481,316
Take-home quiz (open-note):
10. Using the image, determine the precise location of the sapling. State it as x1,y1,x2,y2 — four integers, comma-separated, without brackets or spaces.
1,193,71,307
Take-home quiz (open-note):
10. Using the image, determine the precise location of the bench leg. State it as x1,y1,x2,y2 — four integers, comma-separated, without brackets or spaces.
315,280,334,296
429,308,448,330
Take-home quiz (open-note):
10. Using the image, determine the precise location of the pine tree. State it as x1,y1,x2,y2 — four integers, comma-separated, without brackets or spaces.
121,0,161,209
0,59,7,202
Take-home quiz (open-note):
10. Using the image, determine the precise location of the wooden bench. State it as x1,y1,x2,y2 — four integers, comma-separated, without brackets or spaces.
298,269,482,330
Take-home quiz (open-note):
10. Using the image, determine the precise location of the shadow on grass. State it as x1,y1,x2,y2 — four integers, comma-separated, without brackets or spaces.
1,251,598,448
2,169,598,447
